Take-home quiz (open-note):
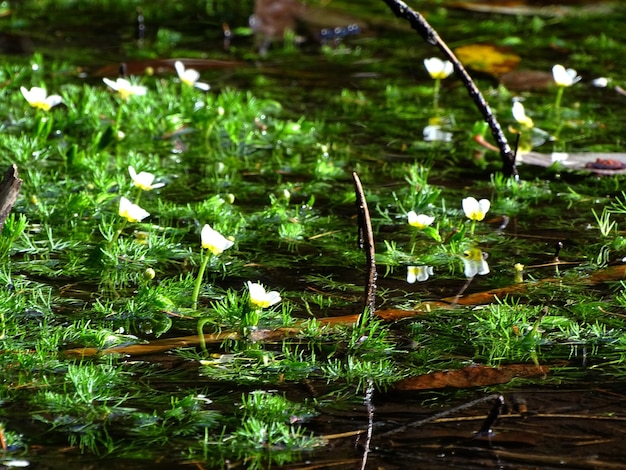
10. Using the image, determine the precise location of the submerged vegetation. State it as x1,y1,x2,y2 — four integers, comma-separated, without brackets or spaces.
0,0,626,467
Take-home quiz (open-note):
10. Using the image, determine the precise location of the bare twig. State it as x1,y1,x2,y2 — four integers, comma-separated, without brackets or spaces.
380,0,518,178
353,172,377,316
0,164,22,232
379,393,502,437
358,378,375,470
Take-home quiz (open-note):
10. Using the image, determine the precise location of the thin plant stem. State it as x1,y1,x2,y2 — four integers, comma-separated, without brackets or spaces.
113,103,124,165
553,86,565,116
432,77,441,115
113,103,123,136
469,219,476,236
197,317,211,353
552,88,566,141
192,249,211,310
109,218,127,248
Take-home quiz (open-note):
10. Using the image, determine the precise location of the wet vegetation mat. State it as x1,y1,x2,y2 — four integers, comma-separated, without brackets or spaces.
1,0,626,468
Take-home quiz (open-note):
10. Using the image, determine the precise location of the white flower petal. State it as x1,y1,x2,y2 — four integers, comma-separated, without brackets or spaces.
118,196,150,222
461,248,489,278
174,60,186,78
424,57,453,79
552,64,581,87
247,281,281,308
201,224,234,255
462,197,490,221
407,266,418,284
21,86,62,111
423,124,452,142
512,101,534,127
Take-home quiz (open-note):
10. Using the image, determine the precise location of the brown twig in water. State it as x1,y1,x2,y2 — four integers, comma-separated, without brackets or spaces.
0,164,23,232
379,393,502,438
353,172,377,316
380,0,518,178
358,378,375,470
450,275,475,306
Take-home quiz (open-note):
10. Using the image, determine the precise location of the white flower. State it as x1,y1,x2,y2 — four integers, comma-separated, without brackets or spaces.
462,197,490,221
174,61,210,91
407,265,434,283
103,77,147,100
407,211,435,229
246,281,281,309
550,152,569,162
423,124,452,142
2,460,30,468
118,196,150,223
128,165,165,191
592,77,610,88
512,101,534,128
20,86,62,111
201,223,234,255
461,248,489,278
552,64,581,87
424,57,454,79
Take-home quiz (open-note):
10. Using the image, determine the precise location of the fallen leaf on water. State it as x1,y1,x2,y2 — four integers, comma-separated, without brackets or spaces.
63,331,239,358
499,70,554,91
587,264,626,283
317,313,361,326
454,43,520,76
375,302,453,321
394,363,550,391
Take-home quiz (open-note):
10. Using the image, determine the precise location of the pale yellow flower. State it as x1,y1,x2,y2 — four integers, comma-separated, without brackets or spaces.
407,211,435,229
424,57,453,79
423,124,452,142
407,265,434,284
201,224,234,255
592,77,610,88
20,86,62,111
462,197,490,221
103,77,147,100
118,196,150,223
174,61,210,91
512,101,534,128
461,248,489,278
552,64,581,87
128,166,165,191
247,281,281,309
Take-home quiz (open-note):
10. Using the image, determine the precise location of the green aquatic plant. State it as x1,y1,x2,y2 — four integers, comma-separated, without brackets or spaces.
592,207,617,238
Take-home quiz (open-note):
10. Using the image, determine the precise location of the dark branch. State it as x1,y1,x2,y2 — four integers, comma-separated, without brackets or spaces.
381,0,518,178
